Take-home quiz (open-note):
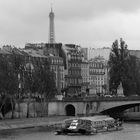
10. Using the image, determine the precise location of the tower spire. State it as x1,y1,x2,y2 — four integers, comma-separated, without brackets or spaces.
51,3,53,12
49,3,55,44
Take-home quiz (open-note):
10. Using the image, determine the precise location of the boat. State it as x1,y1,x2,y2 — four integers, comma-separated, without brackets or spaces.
55,115,123,135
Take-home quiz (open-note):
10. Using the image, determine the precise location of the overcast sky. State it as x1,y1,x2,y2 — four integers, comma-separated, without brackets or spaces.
0,0,140,49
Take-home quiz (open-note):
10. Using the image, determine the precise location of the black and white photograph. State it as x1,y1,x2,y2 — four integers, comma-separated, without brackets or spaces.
0,0,140,139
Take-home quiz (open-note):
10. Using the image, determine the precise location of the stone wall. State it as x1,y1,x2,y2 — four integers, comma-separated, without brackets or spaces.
5,102,49,119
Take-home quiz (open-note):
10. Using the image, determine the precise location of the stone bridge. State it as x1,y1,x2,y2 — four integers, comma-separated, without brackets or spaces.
48,97,140,116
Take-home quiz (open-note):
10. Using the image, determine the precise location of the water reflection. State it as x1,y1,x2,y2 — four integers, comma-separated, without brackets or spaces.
0,123,140,140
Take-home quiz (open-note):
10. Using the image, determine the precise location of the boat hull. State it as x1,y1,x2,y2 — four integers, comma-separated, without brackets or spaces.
55,128,95,135
55,126,123,135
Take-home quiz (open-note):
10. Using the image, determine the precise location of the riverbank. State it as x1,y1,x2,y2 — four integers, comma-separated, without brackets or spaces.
0,116,71,131
0,115,139,132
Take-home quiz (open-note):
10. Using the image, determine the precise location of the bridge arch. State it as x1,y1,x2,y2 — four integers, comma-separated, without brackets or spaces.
100,103,140,118
65,104,75,116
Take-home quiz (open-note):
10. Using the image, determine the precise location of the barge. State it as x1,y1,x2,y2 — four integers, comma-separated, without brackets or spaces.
55,115,123,135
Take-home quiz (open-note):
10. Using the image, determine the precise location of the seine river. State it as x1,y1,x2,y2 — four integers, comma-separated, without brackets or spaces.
0,122,140,140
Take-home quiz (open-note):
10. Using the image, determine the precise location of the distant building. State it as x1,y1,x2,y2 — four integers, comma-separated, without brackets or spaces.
23,48,48,75
88,47,111,60
81,48,88,60
129,50,140,60
44,43,62,57
89,56,108,96
2,45,13,52
24,43,65,94
47,56,65,92
63,44,83,97
25,43,46,49
81,60,89,94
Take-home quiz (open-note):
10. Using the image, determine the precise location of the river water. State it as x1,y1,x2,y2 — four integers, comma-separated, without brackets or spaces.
0,122,140,140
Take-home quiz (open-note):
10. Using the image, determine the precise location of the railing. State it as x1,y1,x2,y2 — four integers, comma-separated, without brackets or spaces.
60,96,140,102
84,96,140,101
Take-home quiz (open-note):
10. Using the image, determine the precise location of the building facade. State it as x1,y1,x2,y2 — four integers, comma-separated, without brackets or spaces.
89,56,108,96
81,60,89,94
64,44,83,97
48,56,65,93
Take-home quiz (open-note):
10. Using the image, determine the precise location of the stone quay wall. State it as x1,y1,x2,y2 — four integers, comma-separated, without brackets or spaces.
4,102,49,119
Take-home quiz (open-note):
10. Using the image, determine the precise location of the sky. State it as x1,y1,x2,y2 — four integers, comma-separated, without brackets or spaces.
0,0,140,50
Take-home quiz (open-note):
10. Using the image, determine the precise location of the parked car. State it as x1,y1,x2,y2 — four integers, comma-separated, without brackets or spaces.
104,95,112,98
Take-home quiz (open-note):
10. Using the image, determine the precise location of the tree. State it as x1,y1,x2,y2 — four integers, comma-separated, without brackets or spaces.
0,55,18,118
135,60,140,95
23,59,56,117
32,60,56,116
12,53,25,118
125,55,140,96
108,39,129,95
108,38,140,96
23,62,34,118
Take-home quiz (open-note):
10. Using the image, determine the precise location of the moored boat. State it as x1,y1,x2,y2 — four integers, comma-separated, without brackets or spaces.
55,115,123,135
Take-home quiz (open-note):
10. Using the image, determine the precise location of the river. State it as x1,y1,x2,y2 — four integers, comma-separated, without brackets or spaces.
0,122,140,140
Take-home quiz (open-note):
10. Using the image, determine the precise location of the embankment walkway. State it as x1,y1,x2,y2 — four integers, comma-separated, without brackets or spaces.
0,116,71,131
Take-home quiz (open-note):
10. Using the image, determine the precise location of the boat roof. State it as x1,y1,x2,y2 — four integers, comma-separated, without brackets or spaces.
64,115,115,122
80,116,114,121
